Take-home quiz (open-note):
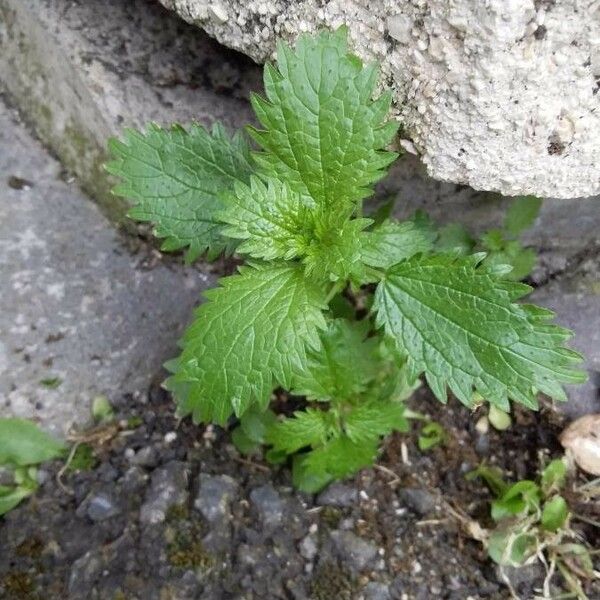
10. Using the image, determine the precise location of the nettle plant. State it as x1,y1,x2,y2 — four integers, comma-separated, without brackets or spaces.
108,29,585,492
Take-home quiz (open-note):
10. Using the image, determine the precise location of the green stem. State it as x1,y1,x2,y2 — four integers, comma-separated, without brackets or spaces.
325,280,345,304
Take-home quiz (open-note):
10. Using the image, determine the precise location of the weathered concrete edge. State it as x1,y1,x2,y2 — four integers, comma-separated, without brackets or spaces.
0,0,126,224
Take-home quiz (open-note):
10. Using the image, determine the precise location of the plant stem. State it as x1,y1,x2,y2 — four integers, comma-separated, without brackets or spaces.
325,280,345,304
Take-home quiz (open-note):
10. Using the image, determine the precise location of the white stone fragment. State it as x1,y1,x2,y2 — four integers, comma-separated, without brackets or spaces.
158,0,600,199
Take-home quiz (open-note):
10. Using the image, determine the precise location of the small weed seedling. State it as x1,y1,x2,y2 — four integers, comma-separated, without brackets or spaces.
0,418,64,515
468,460,597,598
108,28,585,492
429,193,542,281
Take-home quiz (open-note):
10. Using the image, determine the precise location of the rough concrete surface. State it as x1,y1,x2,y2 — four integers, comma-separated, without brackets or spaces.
0,101,212,436
160,0,600,199
0,0,261,222
531,260,600,418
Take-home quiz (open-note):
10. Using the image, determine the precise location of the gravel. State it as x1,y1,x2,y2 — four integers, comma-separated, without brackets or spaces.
0,385,597,599
139,461,190,525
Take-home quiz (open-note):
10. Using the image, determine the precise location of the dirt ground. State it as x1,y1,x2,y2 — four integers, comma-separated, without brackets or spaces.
1,375,598,600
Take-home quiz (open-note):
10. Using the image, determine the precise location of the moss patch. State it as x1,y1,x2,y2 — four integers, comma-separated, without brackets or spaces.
1,571,36,599
311,562,356,600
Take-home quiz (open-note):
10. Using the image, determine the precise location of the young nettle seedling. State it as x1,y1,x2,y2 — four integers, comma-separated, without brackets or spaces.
108,28,585,491
468,460,596,598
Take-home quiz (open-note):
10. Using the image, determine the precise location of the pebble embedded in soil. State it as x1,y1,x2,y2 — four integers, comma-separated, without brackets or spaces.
250,483,284,528
139,460,190,525
86,493,121,522
330,530,379,573
399,487,437,516
194,473,239,522
362,581,392,600
317,482,359,507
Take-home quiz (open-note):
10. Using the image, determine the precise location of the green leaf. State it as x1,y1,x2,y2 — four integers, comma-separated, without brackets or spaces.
373,255,586,411
231,427,260,455
107,123,253,262
304,219,371,283
249,27,398,210
166,264,327,424
92,395,114,423
370,197,396,226
265,448,288,465
328,294,356,320
488,528,538,566
437,223,475,255
0,485,34,516
465,464,508,497
491,480,540,521
0,418,65,467
220,176,315,261
541,495,569,531
292,319,379,401
360,220,433,269
540,458,567,495
292,454,334,493
302,435,379,480
168,266,328,423
266,408,336,455
481,234,537,281
417,422,446,451
239,407,278,444
505,196,542,237
344,399,408,442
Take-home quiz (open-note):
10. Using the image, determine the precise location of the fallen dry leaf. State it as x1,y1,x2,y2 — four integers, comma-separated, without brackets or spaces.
560,414,600,476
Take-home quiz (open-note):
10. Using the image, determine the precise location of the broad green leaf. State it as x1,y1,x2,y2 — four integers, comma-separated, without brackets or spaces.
107,123,253,262
265,448,288,465
292,319,379,401
231,427,260,455
0,418,65,467
488,528,538,566
328,294,356,320
292,454,334,493
344,399,408,443
220,176,315,261
249,27,398,210
491,480,540,521
0,485,34,516
541,495,569,531
365,340,421,403
505,196,542,237
417,421,446,451
302,435,379,480
370,197,396,226
437,223,475,255
239,407,278,444
374,255,586,411
304,219,371,283
360,220,433,269
541,458,567,495
166,264,327,424
265,408,336,455
481,233,537,281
